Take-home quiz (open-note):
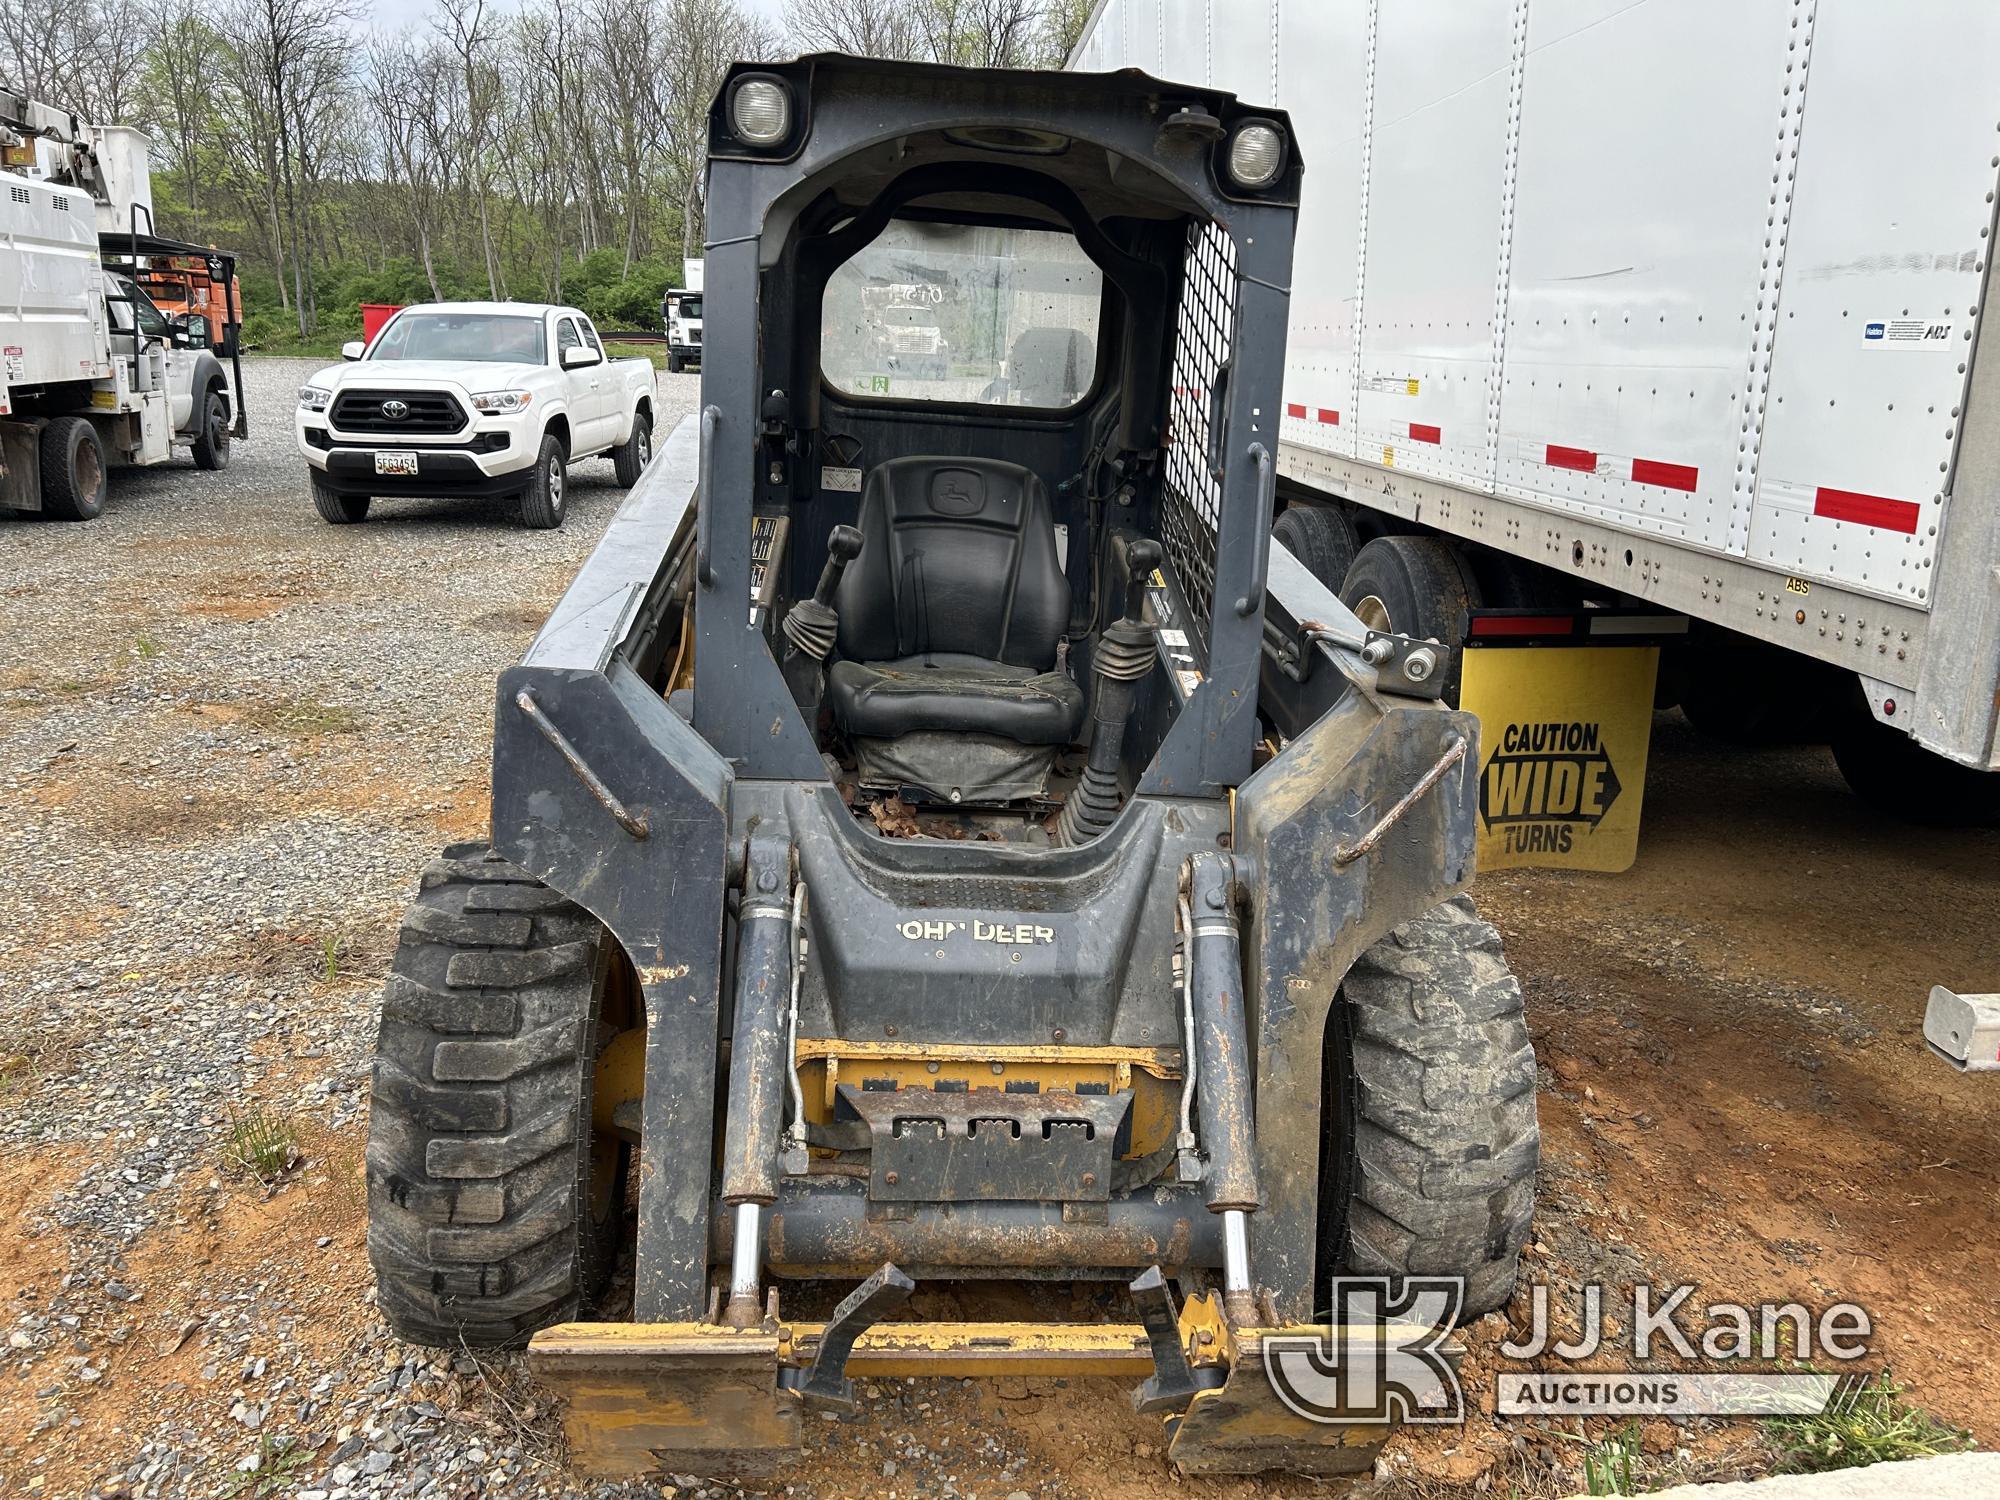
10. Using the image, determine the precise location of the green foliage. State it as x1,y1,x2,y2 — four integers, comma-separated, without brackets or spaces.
1580,1422,1641,1495
1767,1371,1974,1474
225,1103,301,1183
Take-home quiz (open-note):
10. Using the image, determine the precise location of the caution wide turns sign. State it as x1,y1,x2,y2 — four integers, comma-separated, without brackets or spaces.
1459,639,1660,874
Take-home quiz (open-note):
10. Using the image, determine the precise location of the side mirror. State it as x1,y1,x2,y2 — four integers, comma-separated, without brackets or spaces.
341,341,366,361
561,345,596,369
170,313,211,350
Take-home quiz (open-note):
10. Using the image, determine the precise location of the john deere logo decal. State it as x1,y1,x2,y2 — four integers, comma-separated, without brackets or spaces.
1479,720,1622,857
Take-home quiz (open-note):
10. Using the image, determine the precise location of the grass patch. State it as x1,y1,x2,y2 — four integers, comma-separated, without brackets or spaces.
605,339,671,371
1579,1421,1642,1495
321,931,345,982
225,1103,302,1184
246,695,365,737
134,634,162,659
1767,1370,1974,1474
223,1434,317,1498
0,1028,80,1097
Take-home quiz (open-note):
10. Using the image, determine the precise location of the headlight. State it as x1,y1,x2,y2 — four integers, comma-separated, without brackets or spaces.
1226,121,1286,189
471,390,533,413
730,77,791,146
297,385,331,412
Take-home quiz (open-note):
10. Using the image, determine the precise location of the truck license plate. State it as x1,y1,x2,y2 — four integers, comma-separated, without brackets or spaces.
374,451,419,476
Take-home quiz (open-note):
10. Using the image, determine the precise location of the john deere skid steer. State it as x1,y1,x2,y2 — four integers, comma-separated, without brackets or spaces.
365,54,1539,1478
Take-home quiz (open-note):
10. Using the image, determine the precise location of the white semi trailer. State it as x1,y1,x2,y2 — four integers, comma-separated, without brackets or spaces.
1072,0,2000,821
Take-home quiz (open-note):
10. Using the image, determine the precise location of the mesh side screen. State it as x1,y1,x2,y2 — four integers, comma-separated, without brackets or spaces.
1160,220,1239,658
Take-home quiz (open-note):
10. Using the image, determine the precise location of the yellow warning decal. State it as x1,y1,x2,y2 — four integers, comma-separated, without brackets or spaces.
1460,644,1659,873
1381,446,1396,466
1406,377,1420,395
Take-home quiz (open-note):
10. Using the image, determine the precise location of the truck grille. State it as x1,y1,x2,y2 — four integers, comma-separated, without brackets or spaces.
330,389,466,435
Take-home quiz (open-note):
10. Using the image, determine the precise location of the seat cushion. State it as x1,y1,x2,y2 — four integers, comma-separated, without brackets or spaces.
827,655,1086,747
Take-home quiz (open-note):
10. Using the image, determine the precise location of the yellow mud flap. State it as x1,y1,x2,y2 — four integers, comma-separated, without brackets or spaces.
1459,607,1685,873
1166,1330,1380,1477
530,1323,800,1479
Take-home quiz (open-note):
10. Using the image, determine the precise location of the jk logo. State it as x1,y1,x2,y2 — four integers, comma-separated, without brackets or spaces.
1263,1277,1466,1425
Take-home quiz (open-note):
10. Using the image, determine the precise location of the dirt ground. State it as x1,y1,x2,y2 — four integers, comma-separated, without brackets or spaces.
1,380,1995,1496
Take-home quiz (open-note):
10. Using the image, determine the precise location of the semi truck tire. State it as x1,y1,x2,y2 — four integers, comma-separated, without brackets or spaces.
1830,717,2000,827
191,387,231,471
1272,503,1359,593
1339,534,1482,703
1320,896,1539,1322
366,843,625,1347
40,416,108,521
310,475,369,525
518,432,567,530
612,410,652,489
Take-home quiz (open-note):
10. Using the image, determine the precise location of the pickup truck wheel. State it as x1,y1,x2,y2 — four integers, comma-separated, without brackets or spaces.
518,434,567,530
310,474,370,524
611,411,652,488
39,416,107,521
191,387,231,471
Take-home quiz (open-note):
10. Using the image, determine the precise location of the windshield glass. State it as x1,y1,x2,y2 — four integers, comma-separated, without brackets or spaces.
821,219,1102,408
371,312,546,364
107,274,169,338
680,296,703,320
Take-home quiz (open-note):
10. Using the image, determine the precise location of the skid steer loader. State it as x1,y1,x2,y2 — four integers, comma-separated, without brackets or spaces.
365,54,1540,1478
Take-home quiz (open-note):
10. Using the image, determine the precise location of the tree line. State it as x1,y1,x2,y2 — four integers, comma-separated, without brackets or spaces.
0,0,1094,342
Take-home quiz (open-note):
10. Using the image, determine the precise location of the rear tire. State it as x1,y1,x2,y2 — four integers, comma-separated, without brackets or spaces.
1272,503,1359,593
191,387,231,471
611,410,652,489
310,474,369,525
366,843,626,1347
1339,535,1482,703
518,433,567,530
1320,897,1539,1322
39,416,107,521
1831,715,2000,827
668,352,684,374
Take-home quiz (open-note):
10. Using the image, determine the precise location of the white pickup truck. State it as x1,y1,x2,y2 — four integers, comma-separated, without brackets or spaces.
295,302,656,529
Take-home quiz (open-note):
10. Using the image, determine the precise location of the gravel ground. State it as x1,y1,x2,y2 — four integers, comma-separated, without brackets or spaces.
0,356,705,1499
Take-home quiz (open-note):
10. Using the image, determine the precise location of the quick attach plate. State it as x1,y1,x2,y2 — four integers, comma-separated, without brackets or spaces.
838,1083,1131,1203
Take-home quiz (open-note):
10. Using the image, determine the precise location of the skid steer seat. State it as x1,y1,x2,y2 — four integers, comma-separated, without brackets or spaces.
829,456,1083,800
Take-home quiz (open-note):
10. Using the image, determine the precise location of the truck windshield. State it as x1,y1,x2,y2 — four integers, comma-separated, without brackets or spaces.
372,313,546,364
821,218,1102,408
679,297,703,320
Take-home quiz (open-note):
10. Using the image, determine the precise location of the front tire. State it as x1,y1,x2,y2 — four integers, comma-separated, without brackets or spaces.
191,387,231,471
518,433,567,530
310,474,370,525
39,416,107,521
1320,897,1539,1322
366,844,626,1347
611,410,652,489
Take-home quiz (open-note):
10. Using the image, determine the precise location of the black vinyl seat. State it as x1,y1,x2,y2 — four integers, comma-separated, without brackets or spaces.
827,457,1083,793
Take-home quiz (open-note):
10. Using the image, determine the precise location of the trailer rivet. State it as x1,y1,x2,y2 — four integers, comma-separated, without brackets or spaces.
1052,1028,1067,1042
1795,610,1806,625
885,1024,898,1037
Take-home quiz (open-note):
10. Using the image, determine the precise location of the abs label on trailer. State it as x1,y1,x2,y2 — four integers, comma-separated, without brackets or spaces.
1861,318,1954,349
